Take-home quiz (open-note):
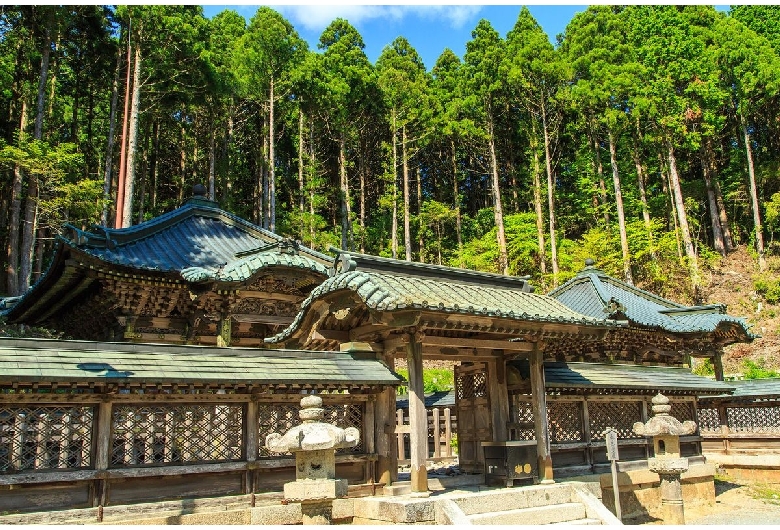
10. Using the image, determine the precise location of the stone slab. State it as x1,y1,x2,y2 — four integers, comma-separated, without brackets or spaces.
468,502,586,525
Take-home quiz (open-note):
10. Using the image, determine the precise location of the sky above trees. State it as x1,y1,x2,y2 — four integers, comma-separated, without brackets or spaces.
201,4,587,68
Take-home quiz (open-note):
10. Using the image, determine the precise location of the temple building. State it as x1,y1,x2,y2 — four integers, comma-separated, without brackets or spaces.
0,194,759,518
3,185,331,346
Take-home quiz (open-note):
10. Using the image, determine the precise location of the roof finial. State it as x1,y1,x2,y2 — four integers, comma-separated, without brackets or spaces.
193,183,207,198
584,258,595,268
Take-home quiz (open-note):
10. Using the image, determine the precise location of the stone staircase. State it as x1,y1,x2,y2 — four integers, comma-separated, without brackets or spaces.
353,481,622,525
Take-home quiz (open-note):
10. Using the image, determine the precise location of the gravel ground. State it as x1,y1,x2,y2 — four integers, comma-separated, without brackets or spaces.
634,478,780,525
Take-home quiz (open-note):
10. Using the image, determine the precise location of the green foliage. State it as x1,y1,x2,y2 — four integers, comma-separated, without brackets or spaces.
742,359,780,379
692,358,715,377
754,274,780,304
394,368,454,396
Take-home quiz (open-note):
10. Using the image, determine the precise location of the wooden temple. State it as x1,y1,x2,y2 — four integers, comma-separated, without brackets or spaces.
0,197,757,514
4,185,331,346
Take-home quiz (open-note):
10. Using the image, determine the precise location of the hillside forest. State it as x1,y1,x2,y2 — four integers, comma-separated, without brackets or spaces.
1,4,780,326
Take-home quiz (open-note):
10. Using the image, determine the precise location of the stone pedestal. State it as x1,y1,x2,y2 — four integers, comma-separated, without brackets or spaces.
265,395,360,526
633,393,697,526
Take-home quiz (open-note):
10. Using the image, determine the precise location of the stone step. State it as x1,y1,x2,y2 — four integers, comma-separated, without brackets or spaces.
452,483,574,515
468,502,587,525
550,517,604,525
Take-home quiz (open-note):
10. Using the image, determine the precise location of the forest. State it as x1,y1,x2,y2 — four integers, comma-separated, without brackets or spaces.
1,5,780,304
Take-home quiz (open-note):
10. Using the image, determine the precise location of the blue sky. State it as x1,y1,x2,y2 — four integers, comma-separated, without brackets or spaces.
201,4,588,71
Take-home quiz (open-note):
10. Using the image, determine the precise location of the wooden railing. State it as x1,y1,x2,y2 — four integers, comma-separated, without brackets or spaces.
395,406,457,465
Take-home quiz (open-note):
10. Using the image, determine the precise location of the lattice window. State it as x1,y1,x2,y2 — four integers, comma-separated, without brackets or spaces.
548,401,584,443
510,398,535,441
697,407,721,433
589,400,643,440
0,406,93,472
257,402,364,458
670,401,695,423
111,404,243,467
727,405,780,434
456,372,488,400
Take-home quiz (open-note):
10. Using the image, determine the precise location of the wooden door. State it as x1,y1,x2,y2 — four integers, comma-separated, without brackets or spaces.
455,362,492,473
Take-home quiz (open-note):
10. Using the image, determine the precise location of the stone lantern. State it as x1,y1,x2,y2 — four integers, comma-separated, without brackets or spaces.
265,395,360,525
633,393,696,525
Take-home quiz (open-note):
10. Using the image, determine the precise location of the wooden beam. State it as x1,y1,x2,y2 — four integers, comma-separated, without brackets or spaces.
312,329,350,342
421,335,534,352
238,291,301,302
232,314,294,325
530,344,553,483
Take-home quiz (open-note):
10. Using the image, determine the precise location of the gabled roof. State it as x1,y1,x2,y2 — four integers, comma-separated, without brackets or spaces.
0,337,401,387
63,193,331,275
4,190,331,323
268,252,623,345
548,260,756,343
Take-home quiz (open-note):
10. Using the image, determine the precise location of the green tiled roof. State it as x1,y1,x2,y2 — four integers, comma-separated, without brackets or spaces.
268,268,623,344
698,378,780,400
0,338,400,386
548,264,756,340
537,361,734,395
181,249,328,283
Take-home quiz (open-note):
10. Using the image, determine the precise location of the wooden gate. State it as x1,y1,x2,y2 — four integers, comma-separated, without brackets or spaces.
455,362,492,473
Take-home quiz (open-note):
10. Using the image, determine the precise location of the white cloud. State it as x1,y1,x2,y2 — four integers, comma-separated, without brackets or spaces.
274,4,482,33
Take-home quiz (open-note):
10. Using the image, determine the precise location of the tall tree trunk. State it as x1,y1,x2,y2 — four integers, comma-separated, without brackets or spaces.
149,119,159,213
714,179,735,252
7,101,27,295
208,125,216,200
702,137,725,256
20,9,53,292
590,119,609,224
309,123,316,246
541,100,559,285
531,121,547,276
608,130,632,285
487,113,508,275
115,23,132,229
416,167,424,263
121,44,141,228
390,111,398,259
402,125,411,261
359,152,366,254
451,140,462,266
741,113,766,271
136,120,151,224
661,152,683,262
268,76,276,232
298,108,305,215
631,136,652,234
667,140,700,291
339,133,350,250
102,43,121,226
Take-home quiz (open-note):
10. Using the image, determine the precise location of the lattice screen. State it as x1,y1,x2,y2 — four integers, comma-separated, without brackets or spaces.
257,402,364,458
548,401,584,443
589,400,643,440
456,372,488,400
510,398,535,441
670,401,695,423
0,406,93,472
726,405,780,434
111,404,243,466
697,407,721,433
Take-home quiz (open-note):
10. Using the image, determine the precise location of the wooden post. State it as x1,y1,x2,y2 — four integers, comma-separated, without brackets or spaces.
713,351,725,382
375,344,397,486
488,356,509,442
397,408,405,462
582,398,592,471
718,404,730,452
406,331,428,494
444,407,452,457
217,315,232,347
245,398,258,494
93,401,113,507
432,408,441,458
530,344,553,483
364,397,376,483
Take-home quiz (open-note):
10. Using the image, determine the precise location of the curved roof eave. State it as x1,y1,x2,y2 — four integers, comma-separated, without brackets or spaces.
267,270,624,345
